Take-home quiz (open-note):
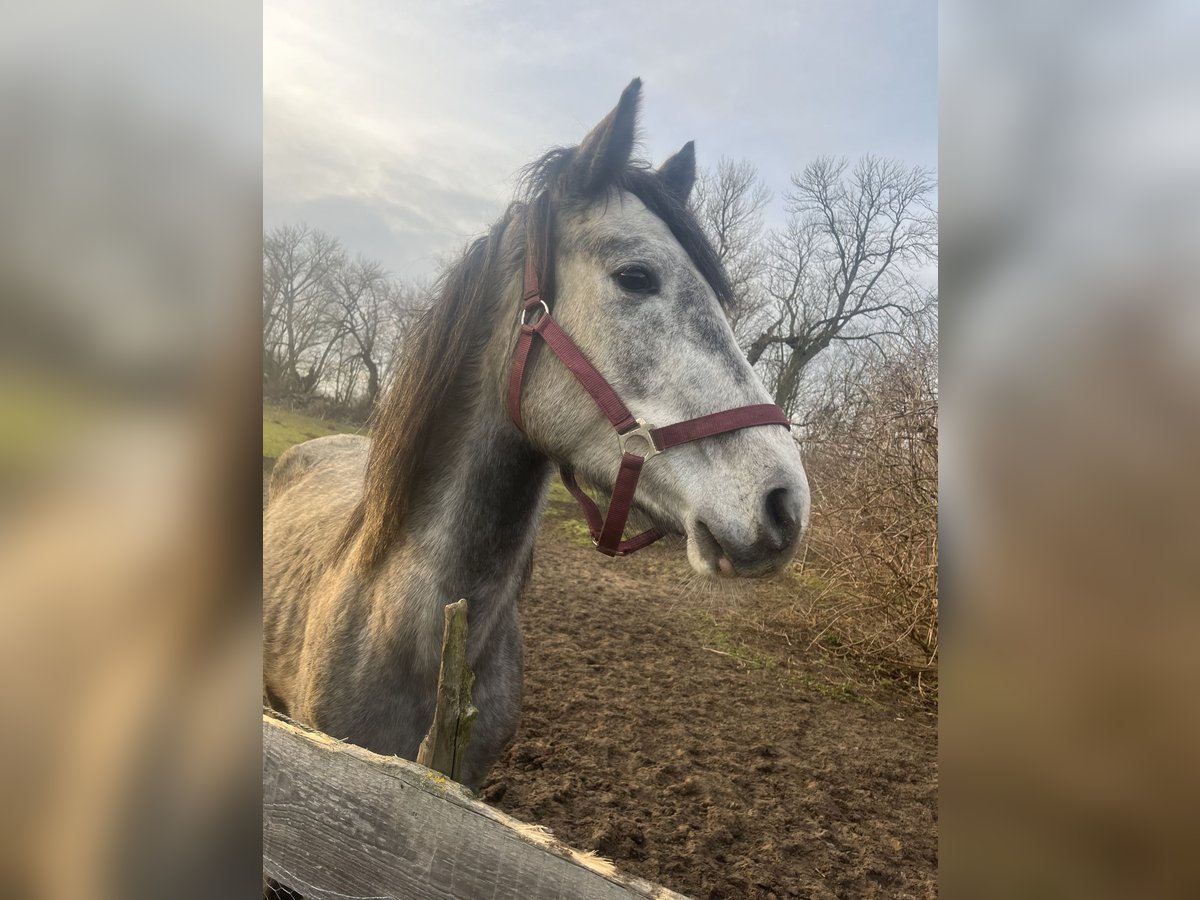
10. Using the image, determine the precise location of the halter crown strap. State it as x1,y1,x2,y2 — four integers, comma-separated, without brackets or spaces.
508,242,791,557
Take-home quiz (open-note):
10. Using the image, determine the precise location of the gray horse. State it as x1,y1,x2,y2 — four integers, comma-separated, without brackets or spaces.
263,79,809,790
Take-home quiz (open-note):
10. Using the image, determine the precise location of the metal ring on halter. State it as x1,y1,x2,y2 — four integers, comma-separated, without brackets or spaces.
617,418,662,461
519,299,550,326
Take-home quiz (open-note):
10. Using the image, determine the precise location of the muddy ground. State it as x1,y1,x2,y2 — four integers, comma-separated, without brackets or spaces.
480,495,937,899
264,461,937,898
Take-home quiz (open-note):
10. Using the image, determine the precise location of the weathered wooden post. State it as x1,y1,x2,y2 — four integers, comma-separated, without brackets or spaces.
416,598,478,782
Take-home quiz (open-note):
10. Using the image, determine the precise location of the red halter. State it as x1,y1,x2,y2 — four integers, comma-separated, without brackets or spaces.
508,249,791,557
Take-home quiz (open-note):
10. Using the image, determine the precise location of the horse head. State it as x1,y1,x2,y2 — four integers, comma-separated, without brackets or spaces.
510,79,809,578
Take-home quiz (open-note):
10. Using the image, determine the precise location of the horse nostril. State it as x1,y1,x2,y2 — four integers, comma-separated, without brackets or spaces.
763,486,800,551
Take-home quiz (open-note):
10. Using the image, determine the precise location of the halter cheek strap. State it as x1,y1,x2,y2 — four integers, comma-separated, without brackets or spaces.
508,249,790,557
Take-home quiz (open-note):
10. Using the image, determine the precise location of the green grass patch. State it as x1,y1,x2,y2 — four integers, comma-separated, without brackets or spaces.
691,611,873,704
546,479,574,504
541,499,593,547
785,565,838,594
693,615,780,671
263,405,358,459
797,673,872,705
556,515,595,547
540,479,597,547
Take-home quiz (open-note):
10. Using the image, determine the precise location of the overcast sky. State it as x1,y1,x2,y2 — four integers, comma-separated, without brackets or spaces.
265,0,937,280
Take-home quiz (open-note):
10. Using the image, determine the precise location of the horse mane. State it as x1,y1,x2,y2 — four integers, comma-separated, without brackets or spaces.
340,144,733,570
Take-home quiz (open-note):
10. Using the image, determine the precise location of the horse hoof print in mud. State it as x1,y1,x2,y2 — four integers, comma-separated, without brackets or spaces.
263,79,810,791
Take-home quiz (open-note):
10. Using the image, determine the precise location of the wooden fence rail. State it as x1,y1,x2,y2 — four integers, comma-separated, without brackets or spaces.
263,714,692,900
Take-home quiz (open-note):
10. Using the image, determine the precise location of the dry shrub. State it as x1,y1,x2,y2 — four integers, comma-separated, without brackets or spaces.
797,324,938,692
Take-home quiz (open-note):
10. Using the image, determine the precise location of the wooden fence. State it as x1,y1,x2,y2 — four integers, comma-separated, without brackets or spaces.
263,714,692,900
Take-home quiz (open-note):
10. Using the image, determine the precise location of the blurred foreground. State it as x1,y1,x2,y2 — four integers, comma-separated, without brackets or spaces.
0,3,262,898
942,1,1200,896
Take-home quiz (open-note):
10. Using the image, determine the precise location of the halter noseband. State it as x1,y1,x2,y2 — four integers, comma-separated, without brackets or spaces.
508,247,791,557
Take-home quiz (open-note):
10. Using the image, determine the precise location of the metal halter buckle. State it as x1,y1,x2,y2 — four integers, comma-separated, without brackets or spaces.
519,299,550,327
617,418,661,460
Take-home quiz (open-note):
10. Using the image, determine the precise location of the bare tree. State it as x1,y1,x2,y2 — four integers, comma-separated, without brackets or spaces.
380,277,431,383
691,157,772,342
327,255,389,410
263,224,346,397
261,220,437,416
747,156,937,416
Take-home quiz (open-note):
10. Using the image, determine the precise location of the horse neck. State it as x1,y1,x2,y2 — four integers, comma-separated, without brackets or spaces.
375,269,551,615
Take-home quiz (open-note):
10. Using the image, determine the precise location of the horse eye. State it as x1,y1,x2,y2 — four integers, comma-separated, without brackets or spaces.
613,265,658,294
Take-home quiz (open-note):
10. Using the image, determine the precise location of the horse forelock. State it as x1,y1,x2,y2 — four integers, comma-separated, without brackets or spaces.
518,147,734,312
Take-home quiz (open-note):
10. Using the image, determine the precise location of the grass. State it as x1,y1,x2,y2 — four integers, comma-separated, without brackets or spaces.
263,404,359,459
691,610,875,705
541,479,595,547
799,673,873,705
555,516,595,546
693,615,780,671
546,479,574,504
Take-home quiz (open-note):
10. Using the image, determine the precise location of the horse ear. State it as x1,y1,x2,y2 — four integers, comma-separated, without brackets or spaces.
658,140,696,202
573,77,642,194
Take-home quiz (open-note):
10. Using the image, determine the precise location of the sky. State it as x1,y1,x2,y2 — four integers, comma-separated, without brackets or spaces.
264,0,937,281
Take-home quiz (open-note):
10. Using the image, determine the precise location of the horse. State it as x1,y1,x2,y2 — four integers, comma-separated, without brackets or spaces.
263,79,810,791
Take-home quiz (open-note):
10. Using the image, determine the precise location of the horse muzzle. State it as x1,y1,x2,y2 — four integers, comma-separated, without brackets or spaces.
685,475,809,578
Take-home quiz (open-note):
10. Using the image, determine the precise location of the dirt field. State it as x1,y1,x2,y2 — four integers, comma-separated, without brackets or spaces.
481,494,937,900
264,460,937,898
